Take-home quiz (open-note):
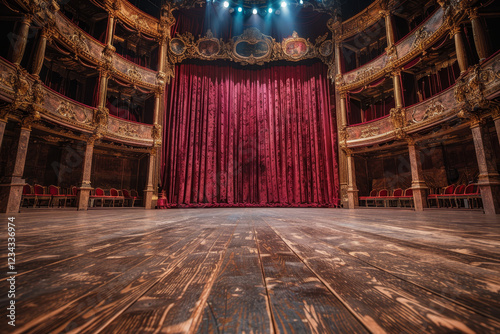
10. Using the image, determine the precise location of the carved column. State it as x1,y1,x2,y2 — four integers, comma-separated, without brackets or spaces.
493,107,500,147
0,118,6,151
144,149,156,209
408,141,428,211
470,121,500,214
31,29,48,77
9,15,32,65
468,8,491,62
0,120,32,213
98,69,110,110
392,69,404,108
105,14,115,48
345,149,359,209
334,41,343,76
452,25,469,73
337,91,349,207
383,11,395,47
76,138,95,210
158,37,167,73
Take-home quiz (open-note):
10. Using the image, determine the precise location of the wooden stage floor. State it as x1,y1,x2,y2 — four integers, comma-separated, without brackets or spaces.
1,208,499,333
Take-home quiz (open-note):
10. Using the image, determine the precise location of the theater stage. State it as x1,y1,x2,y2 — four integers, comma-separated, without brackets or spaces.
1,208,499,333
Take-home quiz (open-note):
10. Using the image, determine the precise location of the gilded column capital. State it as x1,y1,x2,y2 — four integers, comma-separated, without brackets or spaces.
342,147,353,157
379,9,391,18
93,106,109,128
467,7,480,20
405,134,417,147
491,105,500,121
449,25,462,37
149,146,158,156
390,68,402,77
338,90,348,100
21,111,40,131
98,66,113,78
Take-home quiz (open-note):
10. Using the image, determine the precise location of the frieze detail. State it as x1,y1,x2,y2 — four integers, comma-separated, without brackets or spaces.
168,28,332,67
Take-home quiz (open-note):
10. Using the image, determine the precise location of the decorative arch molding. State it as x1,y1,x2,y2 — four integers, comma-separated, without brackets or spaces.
168,28,334,68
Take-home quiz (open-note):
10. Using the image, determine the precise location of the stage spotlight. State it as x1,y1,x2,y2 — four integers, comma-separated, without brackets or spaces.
252,8,257,14
275,9,281,15
281,1,287,7
237,6,242,12
223,1,229,7
268,7,273,13
299,0,303,4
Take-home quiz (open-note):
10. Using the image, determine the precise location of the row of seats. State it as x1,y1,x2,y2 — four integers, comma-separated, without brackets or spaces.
359,188,414,208
427,184,481,209
90,188,141,207
22,185,78,208
21,185,142,208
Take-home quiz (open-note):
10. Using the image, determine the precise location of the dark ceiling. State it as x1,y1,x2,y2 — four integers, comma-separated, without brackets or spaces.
130,0,375,20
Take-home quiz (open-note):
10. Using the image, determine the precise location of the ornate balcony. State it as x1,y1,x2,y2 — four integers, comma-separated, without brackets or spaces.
339,8,446,91
0,57,154,146
345,51,500,147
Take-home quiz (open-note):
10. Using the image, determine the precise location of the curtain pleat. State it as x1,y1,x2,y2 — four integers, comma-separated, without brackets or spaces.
162,61,339,207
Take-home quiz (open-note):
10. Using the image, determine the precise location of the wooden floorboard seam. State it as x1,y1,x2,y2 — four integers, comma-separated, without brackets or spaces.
264,220,376,334
1,219,196,281
278,218,500,323
253,222,278,334
188,223,238,334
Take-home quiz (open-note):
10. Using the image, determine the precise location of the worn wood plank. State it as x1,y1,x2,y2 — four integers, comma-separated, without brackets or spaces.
254,223,368,333
266,218,500,333
98,222,236,334
196,220,273,334
272,217,500,320
0,208,498,333
10,224,218,333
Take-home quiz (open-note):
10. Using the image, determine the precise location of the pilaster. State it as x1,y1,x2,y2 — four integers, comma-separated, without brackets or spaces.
470,121,500,214
408,140,428,211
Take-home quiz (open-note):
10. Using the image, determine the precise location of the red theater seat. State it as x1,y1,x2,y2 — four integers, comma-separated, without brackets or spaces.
49,185,67,207
110,188,124,207
34,184,51,207
21,184,36,208
359,189,378,207
400,188,414,208
375,189,389,207
122,189,139,207
428,184,455,208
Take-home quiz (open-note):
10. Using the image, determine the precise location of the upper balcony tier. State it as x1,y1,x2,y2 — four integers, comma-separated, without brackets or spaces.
344,51,500,148
52,11,162,89
0,57,155,147
338,7,446,92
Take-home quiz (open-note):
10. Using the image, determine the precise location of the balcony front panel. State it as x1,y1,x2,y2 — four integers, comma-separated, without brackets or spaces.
346,115,394,146
116,0,161,38
482,52,500,98
112,55,159,87
342,54,388,87
106,115,154,145
42,85,95,131
54,12,106,63
338,1,385,40
405,85,459,132
0,59,16,101
395,8,445,65
339,8,446,91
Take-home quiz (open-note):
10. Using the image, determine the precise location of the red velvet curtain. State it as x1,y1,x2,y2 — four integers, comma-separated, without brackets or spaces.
162,61,339,207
